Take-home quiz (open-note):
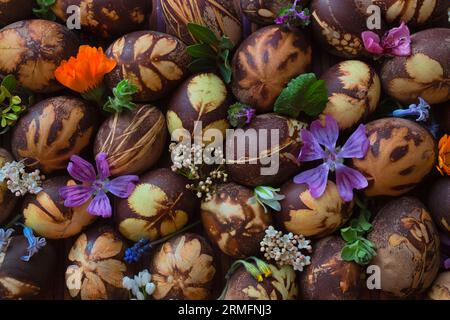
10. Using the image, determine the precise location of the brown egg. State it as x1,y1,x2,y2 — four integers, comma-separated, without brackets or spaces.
427,272,450,300
52,0,150,38
116,168,199,242
351,118,436,197
223,264,298,300
232,25,312,113
201,183,272,258
11,96,98,174
0,148,17,224
22,176,96,239
427,177,450,233
149,0,242,45
311,0,386,58
368,197,440,298
105,31,190,102
150,233,216,300
226,113,306,187
0,0,33,26
167,73,231,141
65,225,133,300
300,236,362,300
0,234,56,299
381,28,450,104
320,60,381,130
277,181,354,238
94,105,167,176
240,0,306,25
0,20,79,93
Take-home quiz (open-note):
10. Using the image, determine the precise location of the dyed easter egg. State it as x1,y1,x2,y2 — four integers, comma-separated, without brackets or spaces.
427,177,450,233
0,149,17,224
240,0,298,25
0,0,33,26
427,272,450,300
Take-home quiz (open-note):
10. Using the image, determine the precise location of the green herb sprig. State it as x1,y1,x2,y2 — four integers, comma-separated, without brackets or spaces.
227,102,255,128
250,186,285,213
103,80,138,113
340,196,377,265
274,73,328,118
0,75,26,134
33,0,56,21
186,23,235,83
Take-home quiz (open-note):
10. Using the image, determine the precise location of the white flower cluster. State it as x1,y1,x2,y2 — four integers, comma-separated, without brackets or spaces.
260,226,312,272
122,269,156,300
0,161,44,196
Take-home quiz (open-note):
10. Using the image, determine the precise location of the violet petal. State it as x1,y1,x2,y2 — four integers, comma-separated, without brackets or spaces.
362,31,384,55
59,185,94,207
105,175,139,198
95,152,110,180
445,258,450,270
67,155,96,183
338,124,369,159
310,115,339,151
293,163,329,199
335,163,368,202
298,129,326,162
87,190,112,218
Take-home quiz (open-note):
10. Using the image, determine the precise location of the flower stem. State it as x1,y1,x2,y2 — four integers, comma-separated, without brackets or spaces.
4,214,23,229
81,85,106,107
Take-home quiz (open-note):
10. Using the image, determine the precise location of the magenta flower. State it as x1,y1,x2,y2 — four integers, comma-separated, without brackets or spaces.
362,22,411,57
294,116,369,202
59,153,139,218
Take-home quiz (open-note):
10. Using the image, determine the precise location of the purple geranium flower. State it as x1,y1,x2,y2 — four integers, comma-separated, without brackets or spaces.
294,115,369,202
362,22,411,57
441,233,450,270
59,153,139,218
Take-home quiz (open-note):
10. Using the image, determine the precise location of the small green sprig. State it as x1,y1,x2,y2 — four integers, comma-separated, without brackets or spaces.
186,23,235,83
33,0,56,21
0,75,26,134
250,186,285,213
340,196,377,265
103,80,138,113
227,102,256,128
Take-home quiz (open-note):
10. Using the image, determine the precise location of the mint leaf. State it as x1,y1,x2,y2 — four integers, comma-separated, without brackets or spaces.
187,23,219,45
274,73,328,118
1,75,16,93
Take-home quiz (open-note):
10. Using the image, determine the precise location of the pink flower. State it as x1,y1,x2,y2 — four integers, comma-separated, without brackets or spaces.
362,22,411,57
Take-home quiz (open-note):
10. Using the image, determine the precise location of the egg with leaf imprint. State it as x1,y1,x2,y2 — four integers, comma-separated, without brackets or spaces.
201,182,272,258
65,225,132,300
277,180,354,238
0,0,33,27
427,177,450,234
351,118,436,197
149,0,242,46
116,168,199,242
0,148,17,225
0,20,79,93
167,73,231,141
232,25,312,113
94,105,167,176
240,0,306,25
22,176,96,240
11,96,97,174
367,197,440,298
427,272,450,300
300,236,362,300
320,60,381,130
105,31,190,102
223,264,298,300
381,28,450,105
150,233,216,300
52,0,150,38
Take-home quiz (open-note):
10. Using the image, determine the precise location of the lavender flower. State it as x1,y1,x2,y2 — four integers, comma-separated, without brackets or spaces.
59,153,139,218
362,22,411,57
275,0,311,29
21,226,46,262
124,238,153,264
227,103,256,128
392,97,430,122
0,228,14,252
294,115,369,202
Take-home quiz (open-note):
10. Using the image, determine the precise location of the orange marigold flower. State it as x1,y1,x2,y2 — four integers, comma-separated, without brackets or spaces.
54,45,117,93
437,134,450,176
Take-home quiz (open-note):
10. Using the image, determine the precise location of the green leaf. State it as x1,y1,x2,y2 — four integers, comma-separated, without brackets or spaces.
1,75,16,93
218,36,234,50
341,245,356,262
188,58,217,73
219,63,232,84
187,23,219,45
341,227,358,243
301,79,328,116
262,199,281,212
186,44,216,58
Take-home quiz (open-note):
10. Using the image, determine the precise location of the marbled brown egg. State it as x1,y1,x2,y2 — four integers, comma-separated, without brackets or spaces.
368,197,440,298
0,20,79,93
116,168,199,242
11,96,97,174
320,60,381,130
94,105,167,176
0,234,55,299
351,118,436,197
0,0,33,26
277,181,354,238
106,31,190,102
240,0,307,25
150,233,216,300
427,177,450,233
201,183,272,258
381,28,450,104
232,25,312,113
52,0,150,38
427,272,450,300
167,73,231,141
223,264,298,300
311,0,386,58
226,113,306,187
65,225,133,300
300,236,362,300
149,0,242,45
0,149,17,224
22,176,96,239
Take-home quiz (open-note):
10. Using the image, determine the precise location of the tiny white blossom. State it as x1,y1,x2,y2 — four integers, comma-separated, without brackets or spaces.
136,291,145,300
145,282,156,295
122,276,135,290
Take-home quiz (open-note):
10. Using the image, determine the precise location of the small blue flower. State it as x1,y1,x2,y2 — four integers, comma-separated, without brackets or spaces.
0,228,14,252
124,238,153,264
392,97,430,122
21,226,46,262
